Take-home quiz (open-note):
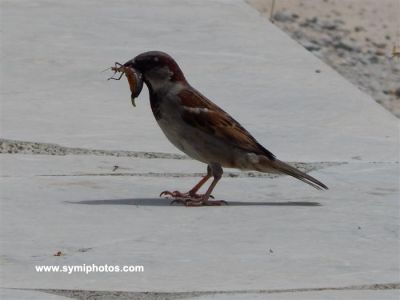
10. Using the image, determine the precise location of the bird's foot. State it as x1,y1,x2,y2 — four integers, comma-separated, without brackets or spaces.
160,190,198,199
169,197,227,207
160,190,214,200
180,199,228,206
160,190,225,206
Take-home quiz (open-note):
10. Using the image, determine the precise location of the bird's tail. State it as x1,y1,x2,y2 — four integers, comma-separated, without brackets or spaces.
257,158,328,190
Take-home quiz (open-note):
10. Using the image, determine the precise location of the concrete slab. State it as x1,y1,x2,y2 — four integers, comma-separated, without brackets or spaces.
1,0,399,298
0,156,398,292
0,0,398,162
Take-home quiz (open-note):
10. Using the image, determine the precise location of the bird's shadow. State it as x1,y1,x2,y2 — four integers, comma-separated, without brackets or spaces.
66,198,321,207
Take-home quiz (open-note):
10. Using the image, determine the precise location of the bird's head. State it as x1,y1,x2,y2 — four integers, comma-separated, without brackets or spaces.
123,51,186,93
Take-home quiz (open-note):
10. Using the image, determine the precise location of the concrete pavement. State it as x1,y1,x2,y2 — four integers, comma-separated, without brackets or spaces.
1,0,399,299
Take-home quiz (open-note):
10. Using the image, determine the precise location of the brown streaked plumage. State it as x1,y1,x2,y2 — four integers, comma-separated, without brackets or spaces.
113,51,328,206
179,88,276,161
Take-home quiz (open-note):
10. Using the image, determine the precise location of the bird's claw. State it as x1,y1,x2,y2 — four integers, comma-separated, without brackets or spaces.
160,189,220,206
160,190,181,198
160,190,214,199
170,198,227,207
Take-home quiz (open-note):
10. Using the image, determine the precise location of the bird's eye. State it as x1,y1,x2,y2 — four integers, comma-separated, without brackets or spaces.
153,57,159,62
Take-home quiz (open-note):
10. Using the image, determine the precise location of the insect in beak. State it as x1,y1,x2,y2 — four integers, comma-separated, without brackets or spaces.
108,62,125,80
108,62,143,107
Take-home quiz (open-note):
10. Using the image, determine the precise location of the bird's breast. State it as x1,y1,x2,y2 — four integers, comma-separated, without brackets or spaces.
149,86,238,166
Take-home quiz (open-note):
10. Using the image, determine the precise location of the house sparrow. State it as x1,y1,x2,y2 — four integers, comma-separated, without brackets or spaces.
110,51,328,206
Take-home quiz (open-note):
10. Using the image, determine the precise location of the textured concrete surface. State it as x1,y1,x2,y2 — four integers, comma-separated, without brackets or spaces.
1,155,398,294
0,0,399,299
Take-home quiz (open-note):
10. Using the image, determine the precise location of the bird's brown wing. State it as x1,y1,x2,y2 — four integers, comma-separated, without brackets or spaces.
179,87,275,160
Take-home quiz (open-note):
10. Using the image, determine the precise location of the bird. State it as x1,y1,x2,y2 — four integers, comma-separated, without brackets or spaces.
112,51,328,206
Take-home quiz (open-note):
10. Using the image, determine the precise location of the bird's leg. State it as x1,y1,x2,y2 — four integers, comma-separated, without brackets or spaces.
188,172,212,197
160,166,212,199
169,164,227,206
185,164,227,206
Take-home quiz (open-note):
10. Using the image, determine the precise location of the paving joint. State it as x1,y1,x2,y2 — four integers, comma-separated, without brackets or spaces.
0,139,187,160
29,282,400,299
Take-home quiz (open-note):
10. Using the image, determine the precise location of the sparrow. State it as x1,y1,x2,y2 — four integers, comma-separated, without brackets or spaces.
110,51,328,206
